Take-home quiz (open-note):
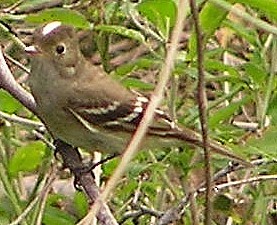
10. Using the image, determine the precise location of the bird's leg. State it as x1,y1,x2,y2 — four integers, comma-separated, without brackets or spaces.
53,139,87,190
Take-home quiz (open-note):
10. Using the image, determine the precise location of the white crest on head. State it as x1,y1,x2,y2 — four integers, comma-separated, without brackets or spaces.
42,21,62,36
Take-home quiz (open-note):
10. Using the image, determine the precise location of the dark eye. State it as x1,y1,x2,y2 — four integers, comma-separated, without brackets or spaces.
55,44,66,55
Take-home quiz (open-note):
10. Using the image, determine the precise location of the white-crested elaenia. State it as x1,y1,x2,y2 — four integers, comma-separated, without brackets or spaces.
25,21,251,166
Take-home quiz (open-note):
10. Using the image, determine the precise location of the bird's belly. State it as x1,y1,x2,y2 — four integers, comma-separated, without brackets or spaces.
36,103,181,154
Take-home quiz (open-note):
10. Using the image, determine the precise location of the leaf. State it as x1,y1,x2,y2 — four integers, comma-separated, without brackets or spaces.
121,78,154,90
268,96,277,126
117,180,138,201
0,90,22,113
73,192,88,218
244,62,267,86
115,57,158,77
236,0,277,22
0,0,18,7
13,0,61,13
0,197,13,223
43,205,76,225
208,96,251,128
94,25,145,43
25,8,91,29
137,0,177,37
8,141,47,177
223,20,260,47
213,194,232,212
102,158,119,177
200,1,229,37
205,59,241,78
189,1,228,58
240,126,277,158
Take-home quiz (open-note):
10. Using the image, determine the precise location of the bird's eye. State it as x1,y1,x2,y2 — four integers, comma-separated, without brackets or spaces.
55,44,66,55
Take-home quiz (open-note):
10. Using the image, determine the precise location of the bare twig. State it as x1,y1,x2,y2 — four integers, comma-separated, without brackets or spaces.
8,165,57,225
188,183,200,225
189,0,212,224
120,205,163,224
0,48,36,112
128,7,165,43
158,158,274,224
199,174,277,193
4,52,30,74
0,110,43,128
54,140,118,225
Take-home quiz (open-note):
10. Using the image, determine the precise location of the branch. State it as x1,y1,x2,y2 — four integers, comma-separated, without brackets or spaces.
54,140,118,225
189,0,212,224
157,158,273,225
0,48,36,112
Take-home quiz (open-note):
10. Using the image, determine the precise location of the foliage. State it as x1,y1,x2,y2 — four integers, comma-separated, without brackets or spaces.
0,0,277,224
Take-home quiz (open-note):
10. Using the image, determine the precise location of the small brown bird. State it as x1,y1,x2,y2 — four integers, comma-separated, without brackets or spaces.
25,21,250,166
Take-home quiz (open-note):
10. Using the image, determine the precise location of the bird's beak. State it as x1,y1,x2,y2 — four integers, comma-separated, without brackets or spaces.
25,45,41,55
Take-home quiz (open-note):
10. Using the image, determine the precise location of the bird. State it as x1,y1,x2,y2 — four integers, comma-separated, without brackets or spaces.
25,21,251,167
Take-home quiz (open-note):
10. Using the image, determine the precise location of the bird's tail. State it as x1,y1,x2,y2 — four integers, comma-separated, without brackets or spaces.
165,127,252,167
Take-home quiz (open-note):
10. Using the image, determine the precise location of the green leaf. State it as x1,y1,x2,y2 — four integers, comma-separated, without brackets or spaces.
127,161,149,178
121,78,154,90
115,57,158,77
244,62,267,86
240,126,277,158
8,141,47,177
137,0,177,38
268,96,277,126
223,20,260,47
200,2,229,37
11,0,59,13
235,0,277,22
0,197,13,224
213,194,232,212
117,180,138,201
43,205,76,225
102,158,119,177
0,90,22,113
205,59,240,77
0,0,18,8
25,8,91,29
94,25,145,43
208,96,251,128
73,192,88,218
189,1,228,58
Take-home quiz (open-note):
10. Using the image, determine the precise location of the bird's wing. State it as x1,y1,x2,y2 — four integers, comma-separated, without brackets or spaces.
67,90,175,133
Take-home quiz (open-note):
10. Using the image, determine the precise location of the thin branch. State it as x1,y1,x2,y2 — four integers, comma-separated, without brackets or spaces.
128,6,165,43
211,0,277,36
4,52,30,74
158,158,273,225
0,48,36,112
189,0,212,224
199,174,277,193
188,183,200,225
8,165,57,225
54,140,118,225
0,110,43,128
32,130,55,150
159,173,277,225
120,205,163,224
